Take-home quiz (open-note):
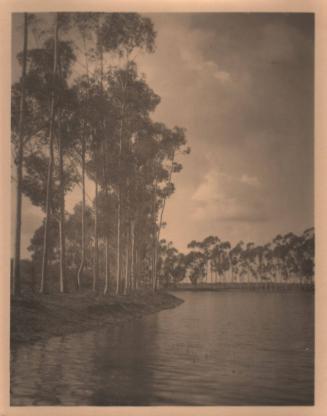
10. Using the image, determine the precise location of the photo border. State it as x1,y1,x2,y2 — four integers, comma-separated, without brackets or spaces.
1,0,326,415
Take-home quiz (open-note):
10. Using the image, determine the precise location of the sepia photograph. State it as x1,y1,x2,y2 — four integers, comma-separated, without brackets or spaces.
10,11,314,407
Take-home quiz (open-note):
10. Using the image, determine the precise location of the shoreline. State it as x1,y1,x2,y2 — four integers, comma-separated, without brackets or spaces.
11,290,183,347
171,282,314,292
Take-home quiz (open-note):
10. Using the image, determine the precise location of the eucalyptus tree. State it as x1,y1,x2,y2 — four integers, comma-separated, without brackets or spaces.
12,13,49,293
152,125,189,291
28,218,60,285
229,241,244,283
28,203,94,290
30,13,77,293
262,244,274,282
278,232,297,281
39,13,59,293
243,242,256,282
16,15,76,292
14,12,192,296
72,14,188,295
70,76,90,289
83,14,157,294
98,14,156,295
72,13,98,289
185,250,206,286
188,236,219,282
183,228,315,286
91,63,155,293
65,203,95,274
297,228,314,284
157,240,187,287
253,245,265,282
210,240,231,283
12,13,29,296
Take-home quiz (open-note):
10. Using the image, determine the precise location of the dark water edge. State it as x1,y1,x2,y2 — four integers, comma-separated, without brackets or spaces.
10,290,184,347
11,291,314,406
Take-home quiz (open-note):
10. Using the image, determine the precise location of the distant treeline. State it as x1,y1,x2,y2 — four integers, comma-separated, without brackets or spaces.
11,13,189,295
157,228,314,287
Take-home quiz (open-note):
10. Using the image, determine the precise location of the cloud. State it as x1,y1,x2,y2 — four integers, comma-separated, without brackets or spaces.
192,170,222,202
213,69,231,82
191,169,267,223
240,174,261,187
180,48,232,84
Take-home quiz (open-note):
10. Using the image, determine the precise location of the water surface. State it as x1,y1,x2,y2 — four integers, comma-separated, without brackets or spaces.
11,291,314,405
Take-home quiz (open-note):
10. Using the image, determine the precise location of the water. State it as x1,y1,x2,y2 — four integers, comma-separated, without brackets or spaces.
11,291,314,406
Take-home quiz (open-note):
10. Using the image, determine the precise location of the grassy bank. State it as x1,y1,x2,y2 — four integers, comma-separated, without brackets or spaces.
11,290,183,346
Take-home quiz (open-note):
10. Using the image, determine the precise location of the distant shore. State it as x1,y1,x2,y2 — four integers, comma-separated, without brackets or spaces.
171,282,314,292
11,290,183,347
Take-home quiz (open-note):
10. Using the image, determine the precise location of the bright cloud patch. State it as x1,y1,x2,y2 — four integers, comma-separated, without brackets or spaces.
240,174,261,187
180,40,232,84
192,169,267,222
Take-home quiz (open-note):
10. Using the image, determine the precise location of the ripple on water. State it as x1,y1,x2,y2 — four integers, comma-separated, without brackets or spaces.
11,291,314,406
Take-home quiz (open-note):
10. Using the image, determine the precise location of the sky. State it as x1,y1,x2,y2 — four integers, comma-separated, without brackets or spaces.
11,13,314,257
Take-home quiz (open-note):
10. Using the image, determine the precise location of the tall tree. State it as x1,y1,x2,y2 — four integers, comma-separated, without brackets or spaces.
40,14,59,293
13,13,29,296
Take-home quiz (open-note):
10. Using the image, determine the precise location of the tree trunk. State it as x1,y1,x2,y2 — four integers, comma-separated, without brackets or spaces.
115,109,124,296
124,232,129,295
40,14,58,294
102,132,110,295
152,239,158,292
103,158,110,295
152,179,158,292
77,133,86,289
115,190,121,295
153,153,175,292
58,124,66,293
130,220,135,291
135,248,140,290
13,13,28,297
230,255,233,282
104,236,110,294
93,145,99,292
77,30,91,290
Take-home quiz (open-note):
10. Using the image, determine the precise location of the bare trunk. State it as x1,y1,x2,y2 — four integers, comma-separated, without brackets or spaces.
116,109,124,295
153,153,175,292
102,135,110,295
152,179,158,292
104,236,110,294
77,134,86,289
58,127,65,293
13,13,28,297
124,234,129,295
103,165,110,295
115,192,121,295
40,14,58,294
93,146,99,292
130,220,135,291
77,32,90,290
135,249,139,290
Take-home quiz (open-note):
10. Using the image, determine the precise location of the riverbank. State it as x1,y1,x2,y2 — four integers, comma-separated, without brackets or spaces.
11,290,183,346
